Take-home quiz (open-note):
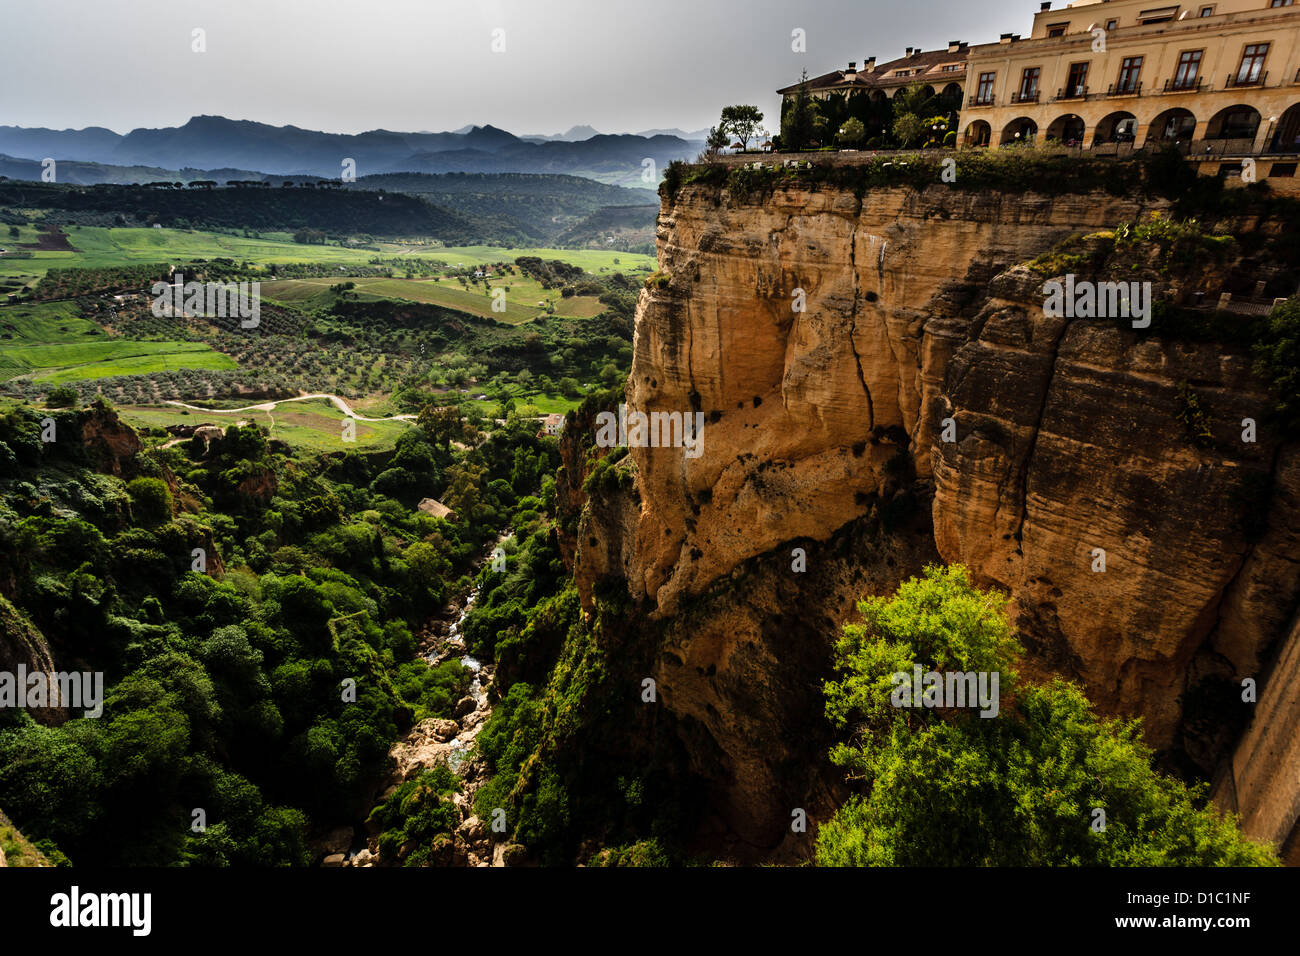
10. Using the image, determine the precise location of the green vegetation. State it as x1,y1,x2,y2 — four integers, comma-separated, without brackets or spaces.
0,398,558,865
717,105,765,151
816,566,1278,866
778,76,961,152
366,765,460,866
1254,297,1300,433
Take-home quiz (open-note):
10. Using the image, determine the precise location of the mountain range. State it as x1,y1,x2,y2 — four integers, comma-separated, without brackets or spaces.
0,117,703,189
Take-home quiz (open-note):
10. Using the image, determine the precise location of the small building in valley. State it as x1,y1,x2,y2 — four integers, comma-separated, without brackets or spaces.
540,413,565,437
417,497,457,521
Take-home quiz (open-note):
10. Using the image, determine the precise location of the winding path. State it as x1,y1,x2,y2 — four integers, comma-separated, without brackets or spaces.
163,393,417,422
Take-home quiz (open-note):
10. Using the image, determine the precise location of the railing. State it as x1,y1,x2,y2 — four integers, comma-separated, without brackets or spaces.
1104,80,1143,97
1011,89,1040,104
966,95,996,108
1225,70,1267,89
1162,76,1204,93
1054,85,1089,101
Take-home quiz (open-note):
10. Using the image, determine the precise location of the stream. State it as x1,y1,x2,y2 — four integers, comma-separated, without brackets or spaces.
335,536,507,867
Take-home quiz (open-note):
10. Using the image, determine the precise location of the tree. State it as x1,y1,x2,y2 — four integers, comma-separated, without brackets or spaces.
699,125,729,162
781,72,817,152
1254,298,1300,431
817,565,1278,867
835,117,866,148
891,112,925,148
417,404,464,449
719,105,764,151
127,477,173,526
43,385,78,408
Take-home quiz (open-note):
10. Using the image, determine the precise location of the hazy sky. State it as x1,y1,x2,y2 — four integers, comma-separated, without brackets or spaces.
1,0,1032,136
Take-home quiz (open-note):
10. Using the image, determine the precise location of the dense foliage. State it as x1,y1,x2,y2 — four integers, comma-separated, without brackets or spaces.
0,401,556,865
816,566,1278,866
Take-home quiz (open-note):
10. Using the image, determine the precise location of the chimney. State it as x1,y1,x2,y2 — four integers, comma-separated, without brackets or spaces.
864,56,876,70
948,40,961,53
1040,2,1051,10
846,61,857,75
905,47,913,56
1000,32,1013,43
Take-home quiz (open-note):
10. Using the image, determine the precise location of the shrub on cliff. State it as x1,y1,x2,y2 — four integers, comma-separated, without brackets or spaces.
817,565,1279,866
1254,298,1300,434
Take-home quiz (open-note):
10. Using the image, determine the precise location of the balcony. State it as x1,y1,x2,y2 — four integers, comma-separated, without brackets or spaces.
1104,81,1143,98
966,95,996,108
1225,70,1267,89
1161,76,1204,94
1054,85,1089,102
1010,89,1041,104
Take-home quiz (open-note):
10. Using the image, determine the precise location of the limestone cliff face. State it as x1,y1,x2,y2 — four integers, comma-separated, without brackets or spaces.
573,172,1300,854
618,184,1160,617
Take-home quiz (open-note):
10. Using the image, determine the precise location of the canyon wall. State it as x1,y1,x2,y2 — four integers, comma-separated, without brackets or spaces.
572,172,1300,855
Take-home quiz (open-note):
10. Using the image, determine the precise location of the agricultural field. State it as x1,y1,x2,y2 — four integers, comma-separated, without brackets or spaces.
0,300,235,383
0,225,657,290
120,396,411,452
261,274,605,324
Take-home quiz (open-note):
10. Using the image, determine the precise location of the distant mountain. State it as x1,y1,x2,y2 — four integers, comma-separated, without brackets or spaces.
0,117,701,186
0,178,484,242
349,171,654,243
635,127,711,141
521,125,602,143
0,153,272,186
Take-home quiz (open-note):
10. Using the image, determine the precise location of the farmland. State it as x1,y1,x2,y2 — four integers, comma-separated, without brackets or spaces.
0,188,639,453
0,299,235,383
260,275,606,324
119,396,411,452
0,225,656,291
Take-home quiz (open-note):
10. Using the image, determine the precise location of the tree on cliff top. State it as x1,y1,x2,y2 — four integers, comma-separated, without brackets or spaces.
817,565,1279,867
719,105,764,151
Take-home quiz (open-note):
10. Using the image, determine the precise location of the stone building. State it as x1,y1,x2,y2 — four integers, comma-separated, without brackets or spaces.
777,42,970,107
960,0,1300,162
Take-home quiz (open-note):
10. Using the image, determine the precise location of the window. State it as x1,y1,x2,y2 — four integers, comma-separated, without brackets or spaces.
940,64,962,72
1236,43,1269,85
1173,50,1202,89
1269,162,1298,177
1138,5,1179,23
976,71,996,104
1047,22,1069,37
1117,56,1143,93
1199,5,1214,16
1018,66,1041,101
1066,62,1089,96
1270,1,1294,8
1106,19,1119,29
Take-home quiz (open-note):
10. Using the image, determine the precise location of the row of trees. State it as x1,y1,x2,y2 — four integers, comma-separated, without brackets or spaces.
780,73,962,151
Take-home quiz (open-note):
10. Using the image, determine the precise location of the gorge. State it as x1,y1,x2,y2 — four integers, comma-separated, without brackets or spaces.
564,156,1300,862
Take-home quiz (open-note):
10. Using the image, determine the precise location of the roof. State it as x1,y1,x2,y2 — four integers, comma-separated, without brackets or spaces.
416,497,455,519
778,46,969,96
542,413,565,426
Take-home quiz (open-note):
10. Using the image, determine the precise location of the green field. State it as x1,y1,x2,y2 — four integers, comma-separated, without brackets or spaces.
261,274,605,324
0,226,657,289
120,397,411,452
0,300,235,383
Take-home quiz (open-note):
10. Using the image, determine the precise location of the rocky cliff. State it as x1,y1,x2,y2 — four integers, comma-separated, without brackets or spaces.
571,166,1300,857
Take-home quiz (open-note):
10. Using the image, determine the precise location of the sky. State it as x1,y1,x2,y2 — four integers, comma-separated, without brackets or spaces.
0,0,1034,137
